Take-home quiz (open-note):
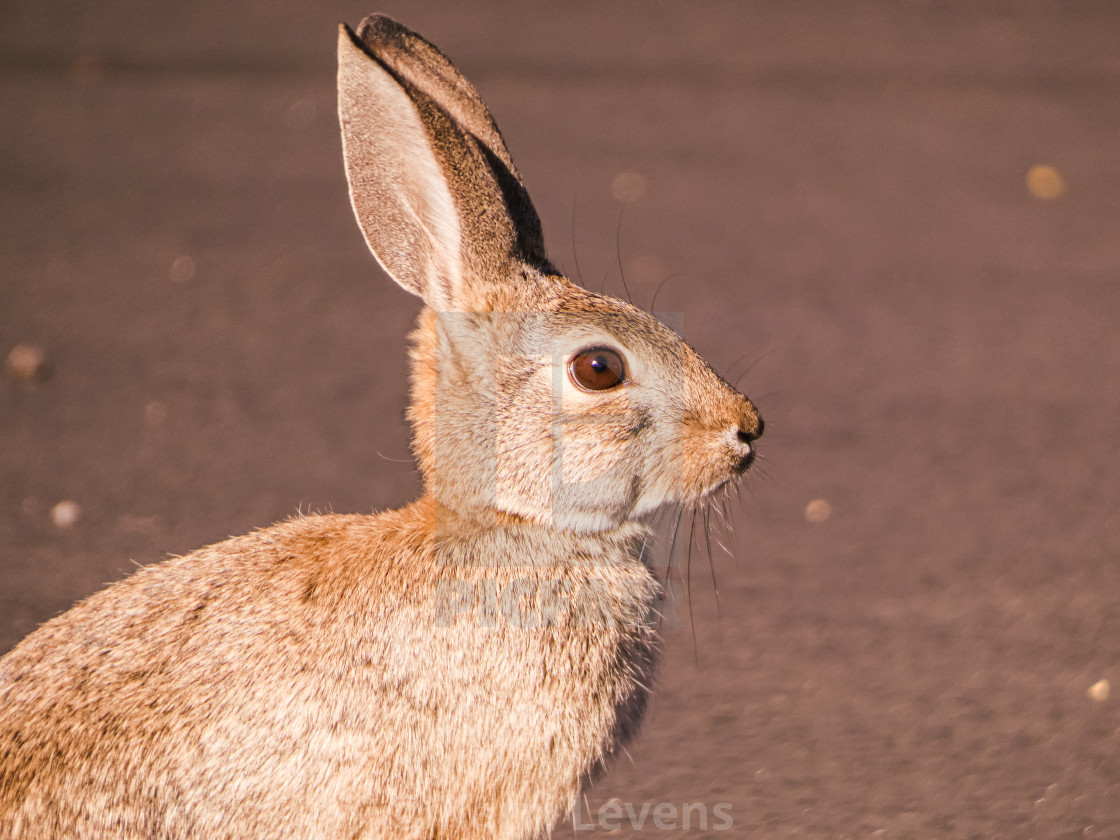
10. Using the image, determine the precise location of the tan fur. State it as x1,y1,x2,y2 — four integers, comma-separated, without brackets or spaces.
0,14,761,840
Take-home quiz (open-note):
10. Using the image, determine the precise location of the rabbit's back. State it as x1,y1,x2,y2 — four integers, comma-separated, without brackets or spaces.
0,500,659,839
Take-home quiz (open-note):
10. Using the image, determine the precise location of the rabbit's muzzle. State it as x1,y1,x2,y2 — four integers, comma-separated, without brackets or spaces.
732,406,764,473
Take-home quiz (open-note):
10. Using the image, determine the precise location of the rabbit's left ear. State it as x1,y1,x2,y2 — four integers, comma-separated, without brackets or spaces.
338,16,547,310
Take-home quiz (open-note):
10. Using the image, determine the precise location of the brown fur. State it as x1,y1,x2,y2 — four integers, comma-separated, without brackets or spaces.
0,14,761,839
1,504,658,839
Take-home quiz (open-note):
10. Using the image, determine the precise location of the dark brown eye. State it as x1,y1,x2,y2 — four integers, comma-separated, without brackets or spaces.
569,346,627,392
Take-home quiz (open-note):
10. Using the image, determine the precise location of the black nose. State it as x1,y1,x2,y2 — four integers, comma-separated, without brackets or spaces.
737,414,764,444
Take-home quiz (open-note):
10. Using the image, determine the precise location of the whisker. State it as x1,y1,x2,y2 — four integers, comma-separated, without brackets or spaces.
702,503,722,619
374,449,412,464
722,493,738,557
712,533,734,557
597,262,614,295
637,532,652,569
720,492,737,559
731,347,777,389
661,506,685,632
746,389,786,403
686,509,698,665
722,349,758,385
570,192,584,288
614,204,634,305
649,273,685,314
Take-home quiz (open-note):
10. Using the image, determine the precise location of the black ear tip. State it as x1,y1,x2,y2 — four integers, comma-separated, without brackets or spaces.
340,17,403,63
355,14,413,45
355,13,385,38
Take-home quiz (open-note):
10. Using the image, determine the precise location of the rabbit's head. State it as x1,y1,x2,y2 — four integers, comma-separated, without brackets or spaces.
339,17,761,534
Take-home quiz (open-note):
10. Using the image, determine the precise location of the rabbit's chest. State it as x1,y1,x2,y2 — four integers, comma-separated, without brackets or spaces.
406,563,659,757
351,564,661,836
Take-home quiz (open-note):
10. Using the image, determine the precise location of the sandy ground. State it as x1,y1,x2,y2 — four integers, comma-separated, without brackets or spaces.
2,2,1119,837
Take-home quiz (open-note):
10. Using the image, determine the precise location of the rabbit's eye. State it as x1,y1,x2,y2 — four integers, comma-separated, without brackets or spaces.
569,347,626,392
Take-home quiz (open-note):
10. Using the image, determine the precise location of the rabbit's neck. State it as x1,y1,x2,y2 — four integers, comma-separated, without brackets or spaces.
399,495,659,639
416,494,649,569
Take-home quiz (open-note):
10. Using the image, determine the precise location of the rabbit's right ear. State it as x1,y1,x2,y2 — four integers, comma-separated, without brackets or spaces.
338,17,547,310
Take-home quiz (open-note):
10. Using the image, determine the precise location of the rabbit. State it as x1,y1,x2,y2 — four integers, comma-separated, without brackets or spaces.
0,13,763,840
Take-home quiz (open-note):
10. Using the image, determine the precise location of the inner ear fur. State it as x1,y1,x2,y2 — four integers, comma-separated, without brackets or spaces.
338,17,547,311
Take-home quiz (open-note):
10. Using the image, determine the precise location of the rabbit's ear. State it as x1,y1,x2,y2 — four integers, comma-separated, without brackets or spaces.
338,17,547,309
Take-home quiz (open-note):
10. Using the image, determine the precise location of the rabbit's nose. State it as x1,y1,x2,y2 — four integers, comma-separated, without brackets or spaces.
736,408,764,444
732,405,762,473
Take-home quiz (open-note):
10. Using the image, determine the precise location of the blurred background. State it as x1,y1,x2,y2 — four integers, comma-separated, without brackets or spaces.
2,1,1119,836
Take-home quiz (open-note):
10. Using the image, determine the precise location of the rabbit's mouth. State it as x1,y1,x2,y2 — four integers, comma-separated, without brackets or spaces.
730,416,761,475
693,444,758,503
734,449,757,474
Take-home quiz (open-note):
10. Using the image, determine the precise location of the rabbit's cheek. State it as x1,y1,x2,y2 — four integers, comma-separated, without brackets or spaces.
492,385,553,521
554,396,645,473
556,421,640,484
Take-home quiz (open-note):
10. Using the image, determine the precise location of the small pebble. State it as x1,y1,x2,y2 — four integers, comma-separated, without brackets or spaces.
805,499,832,523
6,344,50,381
611,170,647,202
51,500,82,529
170,255,196,283
1026,165,1065,200
1088,679,1110,702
